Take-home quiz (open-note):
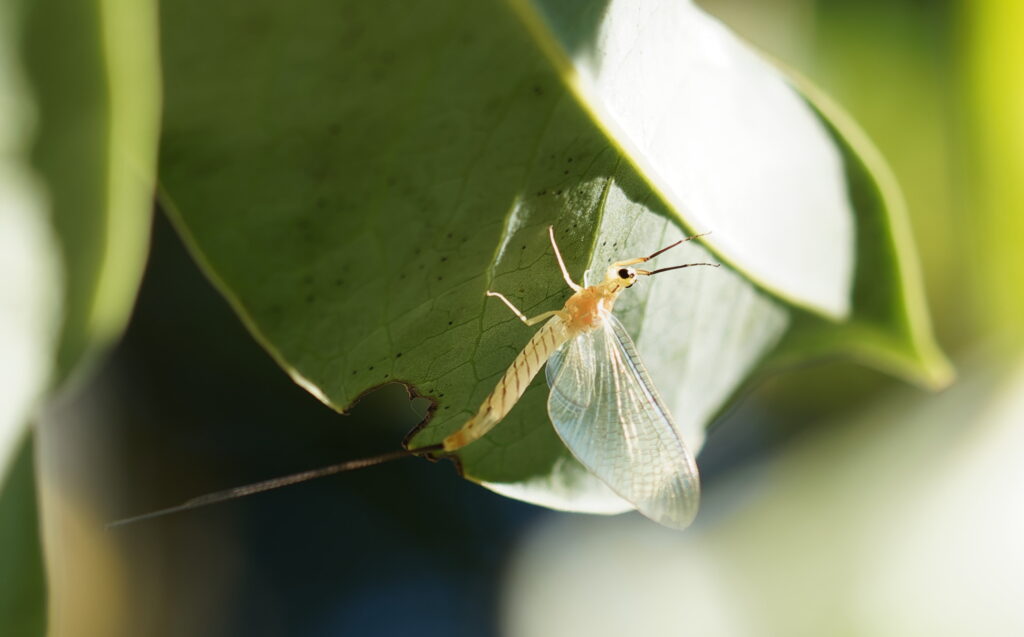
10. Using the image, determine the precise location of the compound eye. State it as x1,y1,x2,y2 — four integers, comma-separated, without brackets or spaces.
618,268,631,279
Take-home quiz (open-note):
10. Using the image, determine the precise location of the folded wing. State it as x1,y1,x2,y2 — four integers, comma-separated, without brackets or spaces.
546,312,700,529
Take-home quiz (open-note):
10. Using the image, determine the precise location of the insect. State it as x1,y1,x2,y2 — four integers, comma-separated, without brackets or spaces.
109,227,717,529
440,227,717,529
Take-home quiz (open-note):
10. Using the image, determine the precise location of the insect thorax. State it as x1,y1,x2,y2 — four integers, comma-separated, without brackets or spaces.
564,286,618,332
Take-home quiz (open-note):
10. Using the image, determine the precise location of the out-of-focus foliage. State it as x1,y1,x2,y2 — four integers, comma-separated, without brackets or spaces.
18,0,159,387
0,0,61,505
503,355,1024,637
0,0,160,476
0,439,45,637
0,0,159,634
964,0,1024,337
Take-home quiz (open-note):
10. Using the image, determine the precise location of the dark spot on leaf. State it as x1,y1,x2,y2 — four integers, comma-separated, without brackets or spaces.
563,170,569,175
396,352,403,358
447,232,453,239
555,190,562,195
521,244,526,250
441,256,447,262
537,189,546,196
437,276,443,281
568,157,573,163
369,366,375,371
334,278,342,286
448,321,453,326
533,85,543,95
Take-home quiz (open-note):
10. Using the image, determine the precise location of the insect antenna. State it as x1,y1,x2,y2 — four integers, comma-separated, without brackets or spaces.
107,443,445,528
643,232,711,261
644,262,720,276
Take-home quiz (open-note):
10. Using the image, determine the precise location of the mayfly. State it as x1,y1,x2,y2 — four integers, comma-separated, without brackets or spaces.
441,227,717,529
110,227,717,530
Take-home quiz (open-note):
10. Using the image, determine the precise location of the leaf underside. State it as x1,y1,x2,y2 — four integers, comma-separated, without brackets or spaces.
158,0,946,510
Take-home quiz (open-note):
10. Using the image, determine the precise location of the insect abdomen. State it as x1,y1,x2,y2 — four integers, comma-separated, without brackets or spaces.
443,317,570,451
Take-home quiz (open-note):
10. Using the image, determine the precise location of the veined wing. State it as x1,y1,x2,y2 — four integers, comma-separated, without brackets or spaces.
546,311,700,529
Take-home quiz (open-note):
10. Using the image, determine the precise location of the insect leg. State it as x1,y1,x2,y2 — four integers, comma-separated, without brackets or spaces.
548,226,582,291
486,291,562,326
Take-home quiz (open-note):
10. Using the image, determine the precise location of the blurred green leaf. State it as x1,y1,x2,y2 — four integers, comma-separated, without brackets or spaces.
0,0,59,632
503,352,1024,636
965,0,1024,337
23,0,161,384
0,0,160,633
0,0,60,500
158,0,945,510
1,0,160,471
765,75,953,389
524,0,857,319
0,437,46,637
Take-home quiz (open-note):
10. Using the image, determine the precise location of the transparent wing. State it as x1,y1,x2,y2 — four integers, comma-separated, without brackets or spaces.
546,312,700,529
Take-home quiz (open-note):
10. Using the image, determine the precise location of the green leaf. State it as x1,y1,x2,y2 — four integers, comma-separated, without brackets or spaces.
1,0,160,468
0,2,61,630
0,0,159,631
0,436,46,637
0,0,160,465
524,0,855,319
502,355,1023,636
22,0,161,384
158,0,944,512
765,73,954,389
0,0,61,501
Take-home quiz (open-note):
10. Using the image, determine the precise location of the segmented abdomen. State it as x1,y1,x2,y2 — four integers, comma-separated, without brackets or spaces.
443,316,572,451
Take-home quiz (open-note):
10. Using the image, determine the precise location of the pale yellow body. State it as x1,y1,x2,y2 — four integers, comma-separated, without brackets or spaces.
442,283,626,451
442,316,571,451
441,226,696,452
